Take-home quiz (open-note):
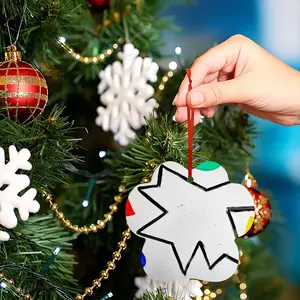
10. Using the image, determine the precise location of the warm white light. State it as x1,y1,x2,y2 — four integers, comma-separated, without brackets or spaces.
169,61,178,70
99,150,107,158
175,47,182,55
58,36,66,44
82,200,89,207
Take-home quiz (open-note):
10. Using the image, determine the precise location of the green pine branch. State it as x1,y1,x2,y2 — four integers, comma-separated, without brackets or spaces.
119,114,209,190
0,0,87,67
0,215,78,300
0,106,81,191
135,290,172,300
116,105,256,190
200,105,257,180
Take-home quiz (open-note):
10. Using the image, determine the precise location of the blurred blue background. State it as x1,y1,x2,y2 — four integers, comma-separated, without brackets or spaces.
161,0,300,284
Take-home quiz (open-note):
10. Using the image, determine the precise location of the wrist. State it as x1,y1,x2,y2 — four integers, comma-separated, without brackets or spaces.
297,71,300,125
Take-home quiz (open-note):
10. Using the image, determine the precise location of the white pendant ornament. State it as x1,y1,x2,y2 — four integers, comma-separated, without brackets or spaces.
126,161,255,282
96,43,159,146
0,145,40,241
134,277,203,300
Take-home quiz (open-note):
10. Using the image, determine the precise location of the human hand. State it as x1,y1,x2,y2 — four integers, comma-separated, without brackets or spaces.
173,34,300,126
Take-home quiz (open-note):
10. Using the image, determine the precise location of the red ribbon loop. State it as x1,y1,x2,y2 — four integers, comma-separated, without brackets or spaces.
186,69,194,180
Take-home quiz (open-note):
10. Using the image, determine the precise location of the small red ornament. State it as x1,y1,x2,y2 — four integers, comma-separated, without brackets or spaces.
0,45,48,123
243,173,271,237
88,0,110,9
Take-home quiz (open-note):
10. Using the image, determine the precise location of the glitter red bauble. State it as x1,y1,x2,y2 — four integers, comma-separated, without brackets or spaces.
88,0,110,9
243,179,272,237
0,47,48,123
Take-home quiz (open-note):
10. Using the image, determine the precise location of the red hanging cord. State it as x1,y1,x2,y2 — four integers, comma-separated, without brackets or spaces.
186,69,194,180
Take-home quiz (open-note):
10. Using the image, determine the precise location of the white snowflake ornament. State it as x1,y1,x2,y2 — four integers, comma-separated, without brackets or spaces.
135,277,203,300
126,161,255,282
0,145,40,241
96,43,159,146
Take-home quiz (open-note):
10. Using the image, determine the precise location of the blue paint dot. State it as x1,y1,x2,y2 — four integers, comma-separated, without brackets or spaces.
141,252,146,267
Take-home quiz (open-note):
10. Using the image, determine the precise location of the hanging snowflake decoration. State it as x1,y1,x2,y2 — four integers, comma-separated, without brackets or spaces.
134,277,203,300
96,43,159,146
0,146,40,241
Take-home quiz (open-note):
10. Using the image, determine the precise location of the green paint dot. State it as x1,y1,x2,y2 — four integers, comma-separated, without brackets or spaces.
196,161,220,171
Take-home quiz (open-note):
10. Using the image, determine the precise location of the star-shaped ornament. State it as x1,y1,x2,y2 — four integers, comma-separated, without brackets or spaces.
126,161,255,282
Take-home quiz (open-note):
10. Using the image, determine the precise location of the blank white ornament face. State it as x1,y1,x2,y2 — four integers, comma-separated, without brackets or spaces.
126,161,255,282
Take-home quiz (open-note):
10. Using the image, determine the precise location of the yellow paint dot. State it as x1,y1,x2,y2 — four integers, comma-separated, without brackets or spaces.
216,289,222,294
240,293,247,299
244,216,254,234
204,296,210,300
211,292,216,298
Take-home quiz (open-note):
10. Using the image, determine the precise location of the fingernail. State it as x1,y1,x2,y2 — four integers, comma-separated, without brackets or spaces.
190,92,204,107
172,94,178,105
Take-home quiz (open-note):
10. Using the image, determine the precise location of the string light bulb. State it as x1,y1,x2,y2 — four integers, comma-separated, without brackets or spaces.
58,38,124,64
175,47,182,54
100,292,113,300
82,200,89,207
169,61,178,70
99,151,107,158
58,36,66,44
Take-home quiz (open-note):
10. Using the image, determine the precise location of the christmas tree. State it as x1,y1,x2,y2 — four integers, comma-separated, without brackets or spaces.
0,0,284,299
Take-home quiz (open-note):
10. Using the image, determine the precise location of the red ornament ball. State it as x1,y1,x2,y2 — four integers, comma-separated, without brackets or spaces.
88,0,110,9
243,176,271,237
0,46,48,123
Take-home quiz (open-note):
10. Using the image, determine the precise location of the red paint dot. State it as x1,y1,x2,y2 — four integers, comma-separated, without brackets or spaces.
126,200,135,217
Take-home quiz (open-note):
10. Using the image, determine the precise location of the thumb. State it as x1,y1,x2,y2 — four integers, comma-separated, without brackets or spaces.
187,78,250,108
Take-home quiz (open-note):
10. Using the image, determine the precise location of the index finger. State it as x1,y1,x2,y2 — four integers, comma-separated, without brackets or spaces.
174,36,241,107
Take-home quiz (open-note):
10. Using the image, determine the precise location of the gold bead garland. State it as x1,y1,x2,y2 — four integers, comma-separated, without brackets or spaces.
141,161,157,183
74,228,131,300
154,71,174,99
42,184,126,234
59,38,124,64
